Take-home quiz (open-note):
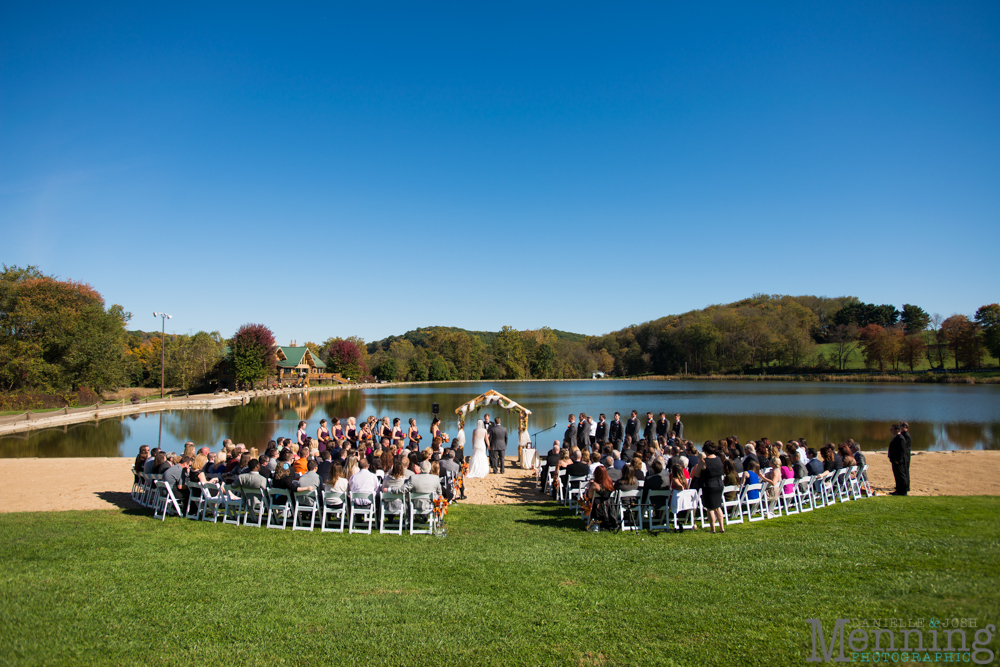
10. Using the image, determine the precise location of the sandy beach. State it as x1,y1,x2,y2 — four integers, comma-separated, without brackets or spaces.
0,450,997,513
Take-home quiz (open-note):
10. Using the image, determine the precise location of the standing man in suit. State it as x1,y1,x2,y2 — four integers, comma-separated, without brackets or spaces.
888,423,910,496
672,414,684,440
563,414,577,448
595,414,608,445
483,413,492,435
576,413,589,450
643,412,655,445
656,412,669,441
609,412,624,450
489,418,507,474
625,411,639,446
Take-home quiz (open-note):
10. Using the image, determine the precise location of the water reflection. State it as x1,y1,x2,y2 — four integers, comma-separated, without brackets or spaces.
1,381,998,458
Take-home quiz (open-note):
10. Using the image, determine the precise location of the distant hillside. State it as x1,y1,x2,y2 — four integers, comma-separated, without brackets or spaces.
367,326,588,353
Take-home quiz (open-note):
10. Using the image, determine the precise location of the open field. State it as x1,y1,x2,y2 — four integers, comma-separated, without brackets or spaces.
1,498,998,667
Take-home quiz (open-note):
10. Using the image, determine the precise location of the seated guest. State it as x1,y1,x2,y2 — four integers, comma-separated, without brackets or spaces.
631,455,646,480
316,451,333,481
849,441,866,469
566,450,590,485
611,450,625,470
348,459,379,506
151,451,171,475
189,455,219,485
134,446,150,475
723,459,740,502
820,446,837,474
614,464,639,492
603,456,621,482
540,442,560,489
143,448,160,474
640,459,670,508
805,448,824,476
587,451,601,474
669,463,689,491
584,466,615,531
163,455,192,507
779,455,795,495
745,461,762,500
257,454,273,480
743,443,759,471
381,462,412,512
235,460,268,490
292,460,322,494
791,452,807,480
322,463,348,507
410,461,443,513
439,449,460,476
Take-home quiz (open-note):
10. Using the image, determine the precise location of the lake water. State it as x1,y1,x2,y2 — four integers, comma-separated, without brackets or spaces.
2,379,999,458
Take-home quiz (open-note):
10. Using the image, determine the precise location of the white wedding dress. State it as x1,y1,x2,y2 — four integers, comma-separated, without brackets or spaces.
466,421,490,479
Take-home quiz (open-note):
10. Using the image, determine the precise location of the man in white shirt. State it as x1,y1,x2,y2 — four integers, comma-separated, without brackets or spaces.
348,459,380,506
588,416,598,446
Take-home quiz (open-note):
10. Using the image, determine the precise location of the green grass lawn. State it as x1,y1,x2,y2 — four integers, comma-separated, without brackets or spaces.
1,498,998,667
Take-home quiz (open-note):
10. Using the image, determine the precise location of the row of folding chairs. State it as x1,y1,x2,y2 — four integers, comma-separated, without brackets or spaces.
609,464,874,532
131,469,441,535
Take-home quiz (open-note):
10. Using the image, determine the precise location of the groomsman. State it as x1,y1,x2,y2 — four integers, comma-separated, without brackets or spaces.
656,412,669,440
643,412,655,444
576,413,589,450
595,414,608,445
672,414,684,440
564,414,577,448
609,412,624,449
625,411,639,445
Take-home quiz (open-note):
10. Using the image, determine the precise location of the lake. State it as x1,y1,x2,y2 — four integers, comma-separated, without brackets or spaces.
2,379,999,458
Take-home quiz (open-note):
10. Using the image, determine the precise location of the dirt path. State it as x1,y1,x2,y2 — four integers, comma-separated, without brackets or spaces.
0,451,997,513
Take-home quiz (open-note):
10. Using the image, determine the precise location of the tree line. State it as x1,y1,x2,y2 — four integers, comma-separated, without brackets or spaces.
2,266,998,397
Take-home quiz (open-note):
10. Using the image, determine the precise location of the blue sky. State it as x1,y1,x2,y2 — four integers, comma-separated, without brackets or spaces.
2,2,998,345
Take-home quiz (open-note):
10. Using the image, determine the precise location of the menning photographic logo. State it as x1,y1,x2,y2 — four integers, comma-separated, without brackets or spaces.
806,618,996,664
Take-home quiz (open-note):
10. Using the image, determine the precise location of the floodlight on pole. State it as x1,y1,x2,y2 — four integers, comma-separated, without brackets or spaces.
153,312,172,398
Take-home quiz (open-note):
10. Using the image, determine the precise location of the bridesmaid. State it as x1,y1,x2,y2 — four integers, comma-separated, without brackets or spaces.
407,418,422,450
316,419,332,446
296,421,308,446
380,417,393,443
391,418,406,448
345,417,358,447
430,417,449,443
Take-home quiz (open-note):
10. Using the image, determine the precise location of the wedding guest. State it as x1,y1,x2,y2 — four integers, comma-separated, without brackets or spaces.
348,459,380,506
236,460,268,491
134,445,150,474
615,464,639,492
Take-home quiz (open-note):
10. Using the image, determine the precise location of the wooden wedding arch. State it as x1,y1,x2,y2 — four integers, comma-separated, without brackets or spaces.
454,389,532,448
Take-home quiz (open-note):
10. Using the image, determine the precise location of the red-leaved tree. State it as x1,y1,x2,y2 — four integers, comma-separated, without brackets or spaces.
230,323,277,388
325,339,367,379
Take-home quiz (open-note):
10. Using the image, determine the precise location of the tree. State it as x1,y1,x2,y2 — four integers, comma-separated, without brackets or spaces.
428,356,451,381
491,326,528,379
373,357,398,383
940,315,972,370
900,304,930,334
531,343,555,378
325,338,367,379
834,302,900,328
828,324,860,371
900,334,927,372
229,323,277,388
975,304,1000,368
858,324,889,371
62,303,133,392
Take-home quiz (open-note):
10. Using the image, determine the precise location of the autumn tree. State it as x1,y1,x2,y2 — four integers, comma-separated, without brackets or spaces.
325,338,367,379
975,304,1000,368
900,334,927,372
229,323,277,389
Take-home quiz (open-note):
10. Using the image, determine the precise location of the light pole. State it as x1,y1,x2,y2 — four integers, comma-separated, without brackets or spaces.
153,312,172,398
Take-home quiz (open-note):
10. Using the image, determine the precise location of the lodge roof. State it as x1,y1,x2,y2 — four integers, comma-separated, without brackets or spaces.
275,346,327,369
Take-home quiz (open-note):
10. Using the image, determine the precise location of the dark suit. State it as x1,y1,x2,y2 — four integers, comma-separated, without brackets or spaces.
656,419,669,439
672,420,684,440
608,420,624,448
621,447,636,465
577,421,590,450
888,433,910,494
624,418,638,444
606,467,622,482
595,420,608,444
641,471,670,508
643,420,656,445
564,422,577,447
489,424,507,473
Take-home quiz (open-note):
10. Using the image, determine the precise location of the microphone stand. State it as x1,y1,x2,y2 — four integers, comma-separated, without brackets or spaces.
531,423,559,448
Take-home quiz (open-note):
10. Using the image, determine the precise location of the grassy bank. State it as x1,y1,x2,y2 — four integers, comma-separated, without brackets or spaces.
1,498,998,666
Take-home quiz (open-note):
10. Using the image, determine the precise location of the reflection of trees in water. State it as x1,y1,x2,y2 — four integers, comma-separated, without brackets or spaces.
213,400,279,447
0,419,129,458
322,390,366,420
162,409,232,449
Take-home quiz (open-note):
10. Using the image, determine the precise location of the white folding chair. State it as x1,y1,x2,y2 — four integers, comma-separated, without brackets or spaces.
742,483,766,522
760,480,782,519
152,481,183,521
818,473,837,507
380,492,407,534
242,488,268,527
292,490,318,531
567,476,588,513
408,493,435,535
321,490,347,532
221,485,244,526
834,469,852,503
645,490,673,532
670,489,698,531
349,492,376,534
130,468,143,502
722,485,743,525
615,490,642,532
142,473,161,507
266,488,291,529
796,476,815,513
780,478,800,515
185,481,206,520
857,464,873,497
846,465,863,500
201,482,224,522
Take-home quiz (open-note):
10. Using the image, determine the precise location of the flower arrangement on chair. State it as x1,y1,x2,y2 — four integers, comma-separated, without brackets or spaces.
432,496,449,537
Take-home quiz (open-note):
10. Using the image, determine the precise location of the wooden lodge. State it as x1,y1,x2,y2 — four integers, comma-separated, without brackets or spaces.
275,341,347,385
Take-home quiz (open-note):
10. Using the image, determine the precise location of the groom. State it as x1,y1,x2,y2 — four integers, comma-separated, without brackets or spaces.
489,418,507,474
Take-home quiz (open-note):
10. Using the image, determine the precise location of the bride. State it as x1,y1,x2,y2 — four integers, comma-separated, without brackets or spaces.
466,419,490,479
